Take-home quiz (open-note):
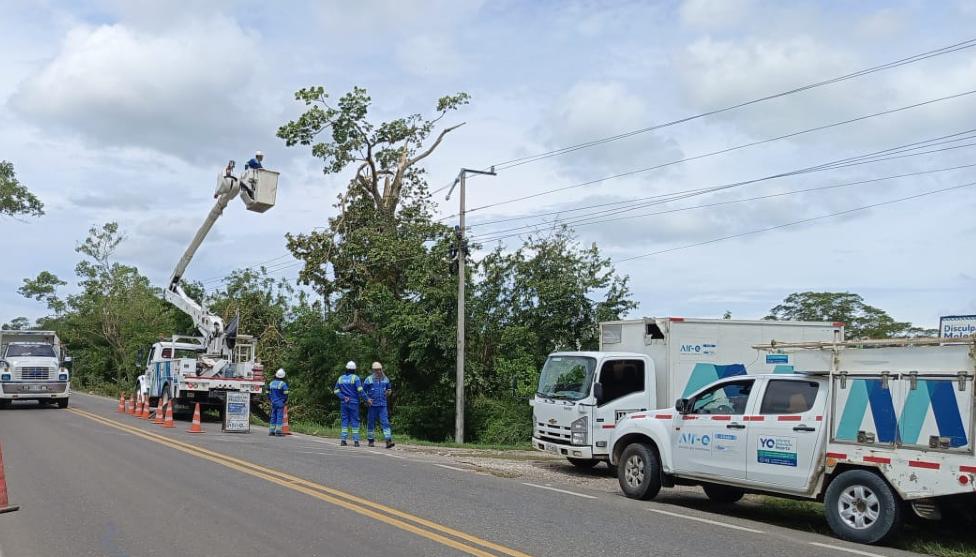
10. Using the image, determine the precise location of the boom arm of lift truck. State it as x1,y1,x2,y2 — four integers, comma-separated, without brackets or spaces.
162,164,278,360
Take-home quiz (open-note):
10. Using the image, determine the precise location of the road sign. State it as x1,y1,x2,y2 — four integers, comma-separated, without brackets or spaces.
222,391,251,433
940,315,976,339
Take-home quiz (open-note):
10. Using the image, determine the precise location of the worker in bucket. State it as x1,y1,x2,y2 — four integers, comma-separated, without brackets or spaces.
334,361,364,446
268,368,289,436
363,362,395,449
245,150,264,170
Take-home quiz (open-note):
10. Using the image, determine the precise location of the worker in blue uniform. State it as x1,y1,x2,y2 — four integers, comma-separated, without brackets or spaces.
363,361,395,448
334,361,364,446
245,150,264,170
268,368,289,436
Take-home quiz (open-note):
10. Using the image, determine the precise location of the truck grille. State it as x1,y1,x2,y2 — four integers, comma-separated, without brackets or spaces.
17,367,51,380
536,422,571,443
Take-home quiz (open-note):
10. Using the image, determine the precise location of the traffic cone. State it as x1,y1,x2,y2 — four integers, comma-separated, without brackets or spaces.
140,399,151,420
162,401,175,428
128,393,138,416
186,403,204,434
0,442,20,514
152,399,165,425
281,405,292,435
117,393,125,413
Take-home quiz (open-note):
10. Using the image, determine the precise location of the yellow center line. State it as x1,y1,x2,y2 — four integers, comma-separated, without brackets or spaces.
68,408,531,557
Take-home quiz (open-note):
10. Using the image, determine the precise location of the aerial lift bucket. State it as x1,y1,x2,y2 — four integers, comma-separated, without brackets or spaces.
240,169,278,213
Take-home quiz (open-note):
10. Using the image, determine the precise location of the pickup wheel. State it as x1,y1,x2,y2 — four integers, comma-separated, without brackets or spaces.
0,400,10,409
702,483,744,504
55,399,69,409
567,458,599,469
825,470,902,544
618,443,661,500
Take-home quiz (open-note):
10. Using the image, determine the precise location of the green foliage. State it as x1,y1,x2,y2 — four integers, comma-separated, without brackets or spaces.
468,397,533,446
1,317,32,330
0,160,43,217
21,223,191,389
765,291,933,339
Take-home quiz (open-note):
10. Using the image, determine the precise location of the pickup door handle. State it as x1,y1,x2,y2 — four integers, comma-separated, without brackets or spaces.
793,425,816,432
726,423,746,430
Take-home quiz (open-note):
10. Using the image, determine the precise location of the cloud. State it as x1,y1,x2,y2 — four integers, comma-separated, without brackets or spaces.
11,15,268,162
538,80,683,176
679,0,757,29
396,35,463,77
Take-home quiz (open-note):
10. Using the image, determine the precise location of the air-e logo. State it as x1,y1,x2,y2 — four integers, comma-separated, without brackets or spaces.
680,344,703,353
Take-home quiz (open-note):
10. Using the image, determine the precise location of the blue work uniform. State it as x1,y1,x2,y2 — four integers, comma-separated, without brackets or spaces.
245,158,263,170
334,373,364,441
364,374,393,441
268,379,289,434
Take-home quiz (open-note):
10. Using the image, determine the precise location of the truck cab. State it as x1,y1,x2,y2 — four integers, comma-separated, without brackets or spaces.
531,351,654,467
0,331,71,408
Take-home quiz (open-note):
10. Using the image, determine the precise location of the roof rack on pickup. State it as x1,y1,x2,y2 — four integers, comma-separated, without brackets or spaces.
753,336,975,351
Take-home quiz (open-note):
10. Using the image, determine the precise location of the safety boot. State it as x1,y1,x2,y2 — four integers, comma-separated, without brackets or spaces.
386,440,396,449
340,440,348,446
354,440,360,447
368,439,375,447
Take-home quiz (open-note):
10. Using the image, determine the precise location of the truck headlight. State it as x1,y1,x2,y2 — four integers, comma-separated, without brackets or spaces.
0,373,10,382
59,372,69,381
571,416,588,445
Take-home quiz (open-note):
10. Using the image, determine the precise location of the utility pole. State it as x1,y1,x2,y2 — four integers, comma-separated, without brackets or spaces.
445,166,495,444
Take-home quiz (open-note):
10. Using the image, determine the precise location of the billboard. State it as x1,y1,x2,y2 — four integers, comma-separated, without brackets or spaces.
940,315,976,339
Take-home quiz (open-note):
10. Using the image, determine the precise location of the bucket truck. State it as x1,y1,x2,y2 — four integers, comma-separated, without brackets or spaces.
137,163,279,411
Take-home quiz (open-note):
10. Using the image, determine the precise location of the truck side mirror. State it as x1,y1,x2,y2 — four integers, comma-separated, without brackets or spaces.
62,356,72,370
675,398,690,414
593,382,604,404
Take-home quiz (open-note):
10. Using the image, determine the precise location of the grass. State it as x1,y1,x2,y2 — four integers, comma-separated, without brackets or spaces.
755,497,976,557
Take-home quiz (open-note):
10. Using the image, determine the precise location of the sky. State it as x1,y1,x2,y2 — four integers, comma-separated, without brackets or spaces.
1,0,975,329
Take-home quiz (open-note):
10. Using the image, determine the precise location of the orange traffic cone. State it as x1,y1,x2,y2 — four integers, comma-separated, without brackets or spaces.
0,442,20,514
163,401,175,429
281,405,292,435
152,399,165,425
140,398,151,420
186,403,204,434
117,393,125,413
128,393,138,416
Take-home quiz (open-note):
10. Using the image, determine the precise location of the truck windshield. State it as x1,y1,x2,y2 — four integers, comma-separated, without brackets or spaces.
537,356,596,400
5,344,56,358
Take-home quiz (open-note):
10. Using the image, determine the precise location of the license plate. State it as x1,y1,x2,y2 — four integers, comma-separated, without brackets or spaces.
24,385,46,392
545,443,561,455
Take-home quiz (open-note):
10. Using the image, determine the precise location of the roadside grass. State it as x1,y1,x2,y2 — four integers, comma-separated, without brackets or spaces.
251,417,535,451
754,497,976,557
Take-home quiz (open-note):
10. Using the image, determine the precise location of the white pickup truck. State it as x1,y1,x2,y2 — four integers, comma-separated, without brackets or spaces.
0,331,71,408
610,337,976,544
532,317,841,467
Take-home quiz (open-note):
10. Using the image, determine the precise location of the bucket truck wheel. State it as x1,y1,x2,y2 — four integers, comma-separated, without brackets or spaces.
618,442,661,500
55,399,69,409
0,399,10,409
825,470,902,544
702,483,744,504
567,458,600,469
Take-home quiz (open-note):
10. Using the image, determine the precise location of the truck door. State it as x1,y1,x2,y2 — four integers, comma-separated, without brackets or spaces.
672,378,754,480
746,378,827,491
594,359,648,453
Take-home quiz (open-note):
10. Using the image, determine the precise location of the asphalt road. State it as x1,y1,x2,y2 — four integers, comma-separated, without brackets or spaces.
0,394,928,557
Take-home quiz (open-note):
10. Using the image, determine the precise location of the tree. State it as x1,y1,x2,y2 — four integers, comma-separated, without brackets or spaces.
765,291,925,339
19,271,67,314
0,161,43,217
2,317,32,330
277,85,468,333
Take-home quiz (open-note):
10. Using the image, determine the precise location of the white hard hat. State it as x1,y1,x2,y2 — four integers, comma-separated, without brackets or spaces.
371,362,382,370
255,150,264,157
346,361,357,370
275,368,285,379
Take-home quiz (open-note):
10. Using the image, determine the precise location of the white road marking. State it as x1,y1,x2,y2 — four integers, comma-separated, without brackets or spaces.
369,450,407,460
521,482,598,499
646,508,764,533
434,464,468,472
808,542,888,557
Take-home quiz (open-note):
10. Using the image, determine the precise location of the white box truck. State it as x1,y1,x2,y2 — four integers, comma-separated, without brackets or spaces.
531,317,842,467
0,331,71,408
610,337,976,544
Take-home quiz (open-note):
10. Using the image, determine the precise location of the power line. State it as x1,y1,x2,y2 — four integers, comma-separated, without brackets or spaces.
614,180,976,263
469,130,976,240
454,90,976,218
485,38,976,172
473,163,976,243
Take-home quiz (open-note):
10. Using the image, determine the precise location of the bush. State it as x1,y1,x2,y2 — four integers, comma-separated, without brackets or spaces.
468,396,532,446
